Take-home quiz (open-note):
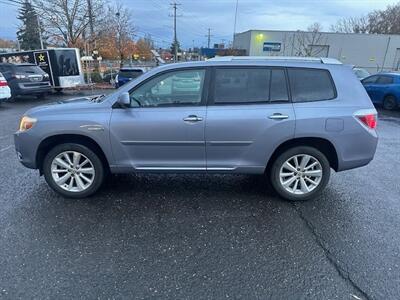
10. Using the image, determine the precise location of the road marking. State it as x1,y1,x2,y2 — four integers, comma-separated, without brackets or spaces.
0,145,13,152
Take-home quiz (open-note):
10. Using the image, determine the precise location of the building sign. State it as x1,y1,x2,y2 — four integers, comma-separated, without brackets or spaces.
263,42,281,52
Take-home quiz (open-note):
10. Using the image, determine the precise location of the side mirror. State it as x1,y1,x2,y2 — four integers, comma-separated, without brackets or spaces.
117,92,130,107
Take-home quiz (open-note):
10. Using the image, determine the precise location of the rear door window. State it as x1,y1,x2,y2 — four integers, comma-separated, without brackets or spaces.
270,69,289,102
213,68,288,104
288,68,336,102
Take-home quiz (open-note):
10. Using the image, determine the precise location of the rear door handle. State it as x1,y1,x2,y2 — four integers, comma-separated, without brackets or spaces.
183,115,203,122
269,113,289,120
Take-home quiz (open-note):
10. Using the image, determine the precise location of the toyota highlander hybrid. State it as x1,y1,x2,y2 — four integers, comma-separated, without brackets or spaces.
14,57,378,201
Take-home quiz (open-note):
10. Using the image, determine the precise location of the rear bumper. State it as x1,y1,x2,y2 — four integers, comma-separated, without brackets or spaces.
336,129,378,172
15,83,52,95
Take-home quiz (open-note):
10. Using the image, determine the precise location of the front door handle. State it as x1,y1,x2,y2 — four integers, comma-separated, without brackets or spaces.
269,113,289,120
183,115,203,122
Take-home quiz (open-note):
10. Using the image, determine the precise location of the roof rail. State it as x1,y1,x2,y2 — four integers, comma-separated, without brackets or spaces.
209,56,342,65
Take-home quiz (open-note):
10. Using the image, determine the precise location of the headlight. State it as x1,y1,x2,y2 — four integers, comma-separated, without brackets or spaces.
14,74,27,79
19,116,37,132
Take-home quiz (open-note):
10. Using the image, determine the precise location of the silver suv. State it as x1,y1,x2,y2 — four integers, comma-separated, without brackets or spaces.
14,57,378,201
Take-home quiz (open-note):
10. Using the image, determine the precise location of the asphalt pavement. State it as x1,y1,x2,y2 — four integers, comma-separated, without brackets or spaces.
0,92,399,299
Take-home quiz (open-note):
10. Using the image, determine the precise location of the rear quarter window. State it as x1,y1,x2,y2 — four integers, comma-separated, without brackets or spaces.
288,68,336,102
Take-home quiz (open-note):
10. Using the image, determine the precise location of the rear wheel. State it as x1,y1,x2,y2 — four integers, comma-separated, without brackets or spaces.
383,95,397,110
270,146,330,201
43,143,105,198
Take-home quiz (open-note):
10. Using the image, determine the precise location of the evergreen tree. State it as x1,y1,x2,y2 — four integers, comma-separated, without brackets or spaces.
17,0,42,50
170,40,181,59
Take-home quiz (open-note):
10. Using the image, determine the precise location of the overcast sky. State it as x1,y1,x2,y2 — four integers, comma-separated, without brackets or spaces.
0,0,397,48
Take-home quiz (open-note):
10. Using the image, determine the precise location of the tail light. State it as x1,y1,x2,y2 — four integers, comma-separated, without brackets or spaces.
354,109,377,130
0,80,7,87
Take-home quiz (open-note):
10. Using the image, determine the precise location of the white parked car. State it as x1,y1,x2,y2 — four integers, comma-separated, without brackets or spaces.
0,72,11,103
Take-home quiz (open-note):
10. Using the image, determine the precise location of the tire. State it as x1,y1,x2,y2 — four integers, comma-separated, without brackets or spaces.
269,146,331,201
383,95,397,110
43,143,105,198
6,94,16,103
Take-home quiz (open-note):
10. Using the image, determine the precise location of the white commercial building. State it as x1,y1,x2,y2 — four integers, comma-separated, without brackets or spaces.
233,30,400,72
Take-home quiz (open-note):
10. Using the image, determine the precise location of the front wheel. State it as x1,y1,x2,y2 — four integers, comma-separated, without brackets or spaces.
270,146,330,201
43,143,105,198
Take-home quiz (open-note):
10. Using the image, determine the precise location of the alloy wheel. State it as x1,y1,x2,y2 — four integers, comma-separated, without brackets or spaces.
279,154,323,195
50,151,95,192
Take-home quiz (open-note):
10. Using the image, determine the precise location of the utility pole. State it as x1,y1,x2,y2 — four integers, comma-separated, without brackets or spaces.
87,0,95,48
170,2,181,62
37,15,44,49
206,28,213,48
232,0,239,48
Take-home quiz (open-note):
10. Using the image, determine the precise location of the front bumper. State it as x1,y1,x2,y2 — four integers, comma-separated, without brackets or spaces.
14,131,39,169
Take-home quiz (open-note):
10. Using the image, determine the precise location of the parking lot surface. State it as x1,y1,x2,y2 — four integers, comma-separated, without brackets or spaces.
0,92,399,299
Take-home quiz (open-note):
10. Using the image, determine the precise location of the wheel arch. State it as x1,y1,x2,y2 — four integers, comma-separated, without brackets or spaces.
266,137,339,173
36,134,110,174
384,93,397,100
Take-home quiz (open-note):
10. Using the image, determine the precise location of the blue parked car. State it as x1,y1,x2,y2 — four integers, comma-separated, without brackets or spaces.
362,72,400,110
115,67,146,88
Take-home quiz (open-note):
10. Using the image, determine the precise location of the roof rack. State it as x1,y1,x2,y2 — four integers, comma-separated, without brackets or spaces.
208,56,342,65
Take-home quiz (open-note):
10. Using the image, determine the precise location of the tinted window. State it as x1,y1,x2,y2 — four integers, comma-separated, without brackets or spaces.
288,68,335,102
270,69,289,102
14,65,45,74
376,76,394,84
54,50,79,76
214,68,270,103
118,69,143,79
362,75,378,84
129,69,205,107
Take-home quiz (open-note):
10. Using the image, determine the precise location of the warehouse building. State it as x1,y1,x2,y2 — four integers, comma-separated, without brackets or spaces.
233,30,400,72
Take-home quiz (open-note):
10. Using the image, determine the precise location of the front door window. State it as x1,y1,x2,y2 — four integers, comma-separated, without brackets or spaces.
129,69,205,107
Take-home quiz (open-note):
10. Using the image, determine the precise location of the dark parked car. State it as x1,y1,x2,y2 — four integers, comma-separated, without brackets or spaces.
362,72,400,110
115,67,146,88
0,63,52,100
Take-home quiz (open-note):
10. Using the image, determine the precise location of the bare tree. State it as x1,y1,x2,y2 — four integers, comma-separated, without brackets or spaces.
330,16,369,33
368,3,400,34
330,3,400,35
98,2,135,66
33,0,104,47
294,23,328,57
